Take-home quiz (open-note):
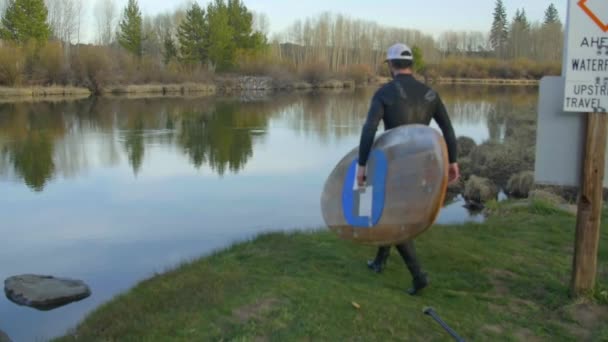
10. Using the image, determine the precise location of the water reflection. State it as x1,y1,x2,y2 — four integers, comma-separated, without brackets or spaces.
0,86,538,192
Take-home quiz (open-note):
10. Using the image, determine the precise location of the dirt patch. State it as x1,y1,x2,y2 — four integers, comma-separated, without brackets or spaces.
547,302,608,341
481,324,504,334
487,303,504,313
233,298,280,324
487,298,537,316
555,321,590,341
488,269,517,296
513,328,543,341
508,298,539,315
568,302,608,330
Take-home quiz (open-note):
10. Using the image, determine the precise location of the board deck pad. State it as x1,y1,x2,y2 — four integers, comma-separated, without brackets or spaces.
341,150,387,228
321,124,449,246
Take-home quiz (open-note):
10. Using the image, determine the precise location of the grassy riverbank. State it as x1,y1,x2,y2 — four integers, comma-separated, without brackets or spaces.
55,200,607,341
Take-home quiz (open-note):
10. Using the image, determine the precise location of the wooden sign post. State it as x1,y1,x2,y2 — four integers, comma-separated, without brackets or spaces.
562,0,608,297
571,112,607,296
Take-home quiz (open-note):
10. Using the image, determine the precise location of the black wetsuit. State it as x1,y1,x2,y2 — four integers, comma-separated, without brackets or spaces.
359,74,457,165
358,73,458,294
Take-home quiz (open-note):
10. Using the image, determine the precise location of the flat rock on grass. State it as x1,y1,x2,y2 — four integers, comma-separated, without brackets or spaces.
0,329,11,342
4,275,91,311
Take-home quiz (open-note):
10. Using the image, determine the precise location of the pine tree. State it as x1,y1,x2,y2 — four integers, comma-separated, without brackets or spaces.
508,8,530,59
542,3,563,62
226,0,257,49
206,0,235,71
118,0,143,57
227,0,248,41
514,9,530,30
163,33,177,65
177,3,208,66
412,46,426,74
0,0,51,44
544,4,560,25
490,0,508,58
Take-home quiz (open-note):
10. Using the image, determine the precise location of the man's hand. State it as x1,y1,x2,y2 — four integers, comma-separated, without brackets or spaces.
357,165,367,187
448,163,460,184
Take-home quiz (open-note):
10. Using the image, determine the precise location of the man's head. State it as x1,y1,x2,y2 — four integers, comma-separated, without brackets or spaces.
386,43,414,75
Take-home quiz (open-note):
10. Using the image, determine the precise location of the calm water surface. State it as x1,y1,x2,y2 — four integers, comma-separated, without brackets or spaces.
0,85,538,341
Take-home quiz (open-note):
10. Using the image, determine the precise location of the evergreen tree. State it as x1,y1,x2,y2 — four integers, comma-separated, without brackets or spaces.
490,0,508,58
206,0,235,70
163,33,177,65
226,0,260,49
177,3,208,66
508,8,530,59
118,0,143,57
0,0,51,44
544,4,561,25
541,3,563,62
514,8,530,30
412,46,426,74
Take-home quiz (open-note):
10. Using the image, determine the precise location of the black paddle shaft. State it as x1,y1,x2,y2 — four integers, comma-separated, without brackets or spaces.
423,307,466,342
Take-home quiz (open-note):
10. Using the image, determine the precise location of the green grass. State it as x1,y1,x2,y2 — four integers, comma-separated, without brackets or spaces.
55,202,608,341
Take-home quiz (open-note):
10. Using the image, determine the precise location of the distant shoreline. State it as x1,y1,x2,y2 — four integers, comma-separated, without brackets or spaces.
0,76,542,102
432,77,539,86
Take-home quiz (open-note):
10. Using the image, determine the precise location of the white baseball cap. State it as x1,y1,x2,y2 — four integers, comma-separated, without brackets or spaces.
386,43,413,61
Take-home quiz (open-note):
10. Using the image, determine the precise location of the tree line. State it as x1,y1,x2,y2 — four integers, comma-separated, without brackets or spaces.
490,0,563,61
0,0,564,89
269,1,564,79
0,0,266,90
114,0,266,71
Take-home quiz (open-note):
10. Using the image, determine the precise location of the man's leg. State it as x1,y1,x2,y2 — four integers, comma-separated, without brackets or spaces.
367,246,390,273
395,241,428,295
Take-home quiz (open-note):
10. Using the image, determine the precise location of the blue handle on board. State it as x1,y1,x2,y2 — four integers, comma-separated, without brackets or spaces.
341,150,387,228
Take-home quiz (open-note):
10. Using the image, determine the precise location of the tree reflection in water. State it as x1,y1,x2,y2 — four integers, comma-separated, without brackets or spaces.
0,86,538,191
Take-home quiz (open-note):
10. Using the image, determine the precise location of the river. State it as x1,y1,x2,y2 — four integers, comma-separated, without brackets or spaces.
0,85,538,341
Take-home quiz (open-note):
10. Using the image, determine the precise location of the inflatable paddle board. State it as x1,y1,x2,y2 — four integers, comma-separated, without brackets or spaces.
321,124,449,246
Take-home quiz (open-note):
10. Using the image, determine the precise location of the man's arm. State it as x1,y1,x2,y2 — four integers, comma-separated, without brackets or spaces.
358,92,385,166
433,95,458,164
433,94,460,184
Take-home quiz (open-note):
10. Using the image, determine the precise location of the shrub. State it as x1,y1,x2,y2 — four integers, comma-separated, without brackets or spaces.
459,156,473,181
113,50,138,84
427,57,561,80
37,41,67,85
135,56,163,84
529,189,566,206
457,136,476,157
0,44,25,85
469,142,528,187
71,46,111,93
298,61,331,84
506,171,535,198
343,64,372,85
464,175,499,204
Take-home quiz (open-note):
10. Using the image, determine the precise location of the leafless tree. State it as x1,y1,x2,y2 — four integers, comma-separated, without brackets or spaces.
95,0,117,46
252,11,270,36
46,0,80,43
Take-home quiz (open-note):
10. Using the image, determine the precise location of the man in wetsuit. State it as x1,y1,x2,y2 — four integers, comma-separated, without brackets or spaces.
357,43,460,295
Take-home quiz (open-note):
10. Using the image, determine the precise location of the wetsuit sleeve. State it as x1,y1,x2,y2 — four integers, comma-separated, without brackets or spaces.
433,95,458,164
358,91,385,166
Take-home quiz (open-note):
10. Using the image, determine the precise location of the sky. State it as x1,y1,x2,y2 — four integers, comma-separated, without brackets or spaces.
83,0,568,43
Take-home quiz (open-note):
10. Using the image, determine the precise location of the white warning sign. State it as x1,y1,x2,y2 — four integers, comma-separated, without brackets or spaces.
564,0,608,113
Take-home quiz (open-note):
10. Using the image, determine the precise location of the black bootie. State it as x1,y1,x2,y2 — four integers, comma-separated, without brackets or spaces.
367,246,390,273
395,242,428,295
